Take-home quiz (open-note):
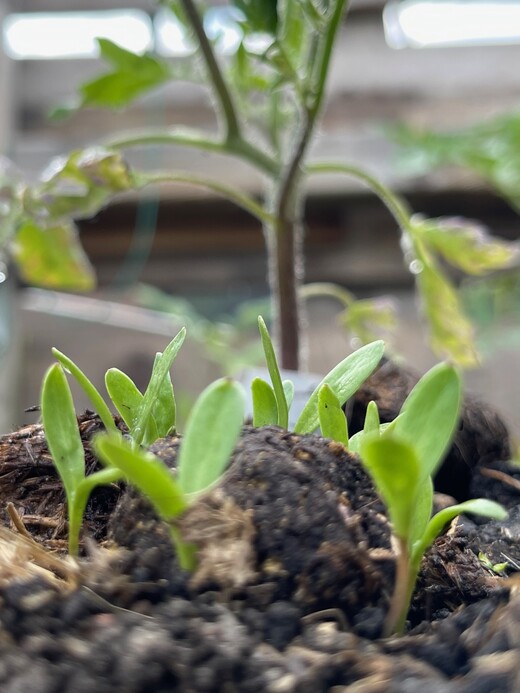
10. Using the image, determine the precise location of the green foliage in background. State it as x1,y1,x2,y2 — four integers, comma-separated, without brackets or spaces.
2,1,518,371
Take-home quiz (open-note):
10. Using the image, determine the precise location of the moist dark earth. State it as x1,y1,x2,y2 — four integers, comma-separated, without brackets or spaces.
0,363,518,692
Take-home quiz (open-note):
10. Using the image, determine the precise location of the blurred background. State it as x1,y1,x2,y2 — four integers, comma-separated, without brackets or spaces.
2,0,520,436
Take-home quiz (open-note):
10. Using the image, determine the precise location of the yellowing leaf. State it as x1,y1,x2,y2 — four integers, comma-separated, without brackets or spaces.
414,216,519,275
12,220,95,291
416,261,478,368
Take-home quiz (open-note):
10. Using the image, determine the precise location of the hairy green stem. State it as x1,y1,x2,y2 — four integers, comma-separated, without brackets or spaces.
300,282,356,308
178,0,241,142
136,172,273,224
107,128,279,178
307,162,413,231
271,1,349,371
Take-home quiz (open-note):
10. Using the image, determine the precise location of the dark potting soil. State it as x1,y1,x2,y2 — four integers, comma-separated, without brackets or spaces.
0,364,518,692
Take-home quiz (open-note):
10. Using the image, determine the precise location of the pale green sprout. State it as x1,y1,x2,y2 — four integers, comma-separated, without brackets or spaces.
41,364,123,555
358,363,508,636
95,377,245,570
41,330,185,554
317,384,348,447
252,316,384,433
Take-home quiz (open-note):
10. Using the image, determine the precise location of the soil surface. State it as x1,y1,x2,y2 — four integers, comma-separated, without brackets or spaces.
0,362,518,692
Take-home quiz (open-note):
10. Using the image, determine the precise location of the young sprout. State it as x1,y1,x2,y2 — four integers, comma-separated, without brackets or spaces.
53,327,185,446
94,377,246,570
41,364,123,555
358,363,508,636
318,384,349,447
252,316,384,433
294,340,385,434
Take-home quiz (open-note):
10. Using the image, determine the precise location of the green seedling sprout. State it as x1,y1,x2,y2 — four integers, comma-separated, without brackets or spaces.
257,316,290,429
94,377,245,570
318,384,349,447
53,327,185,446
252,318,384,434
358,363,508,636
41,364,123,555
294,340,385,434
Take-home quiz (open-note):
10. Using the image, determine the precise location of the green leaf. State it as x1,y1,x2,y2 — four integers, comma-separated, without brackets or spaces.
415,258,479,367
234,0,278,35
150,351,177,437
294,340,384,434
258,316,289,429
133,329,186,446
27,148,134,222
339,297,397,345
283,379,295,409
80,39,172,109
41,364,85,501
12,220,95,291
413,498,507,566
409,476,433,550
94,433,187,520
364,401,380,436
52,348,118,434
105,368,143,430
390,362,462,479
318,384,348,446
413,217,518,275
177,378,245,495
360,434,421,541
251,377,278,427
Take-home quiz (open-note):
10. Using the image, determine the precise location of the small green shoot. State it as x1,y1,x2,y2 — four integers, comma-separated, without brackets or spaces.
41,364,122,555
52,348,118,434
294,340,384,434
257,316,289,428
251,377,278,427
478,552,509,576
318,384,349,447
95,377,246,569
54,328,185,447
358,362,508,636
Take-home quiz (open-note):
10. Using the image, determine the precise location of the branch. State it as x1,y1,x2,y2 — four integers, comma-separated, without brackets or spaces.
307,162,413,231
135,171,273,224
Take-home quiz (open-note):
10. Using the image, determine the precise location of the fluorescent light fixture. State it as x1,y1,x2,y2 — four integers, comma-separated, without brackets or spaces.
3,10,153,60
384,0,520,48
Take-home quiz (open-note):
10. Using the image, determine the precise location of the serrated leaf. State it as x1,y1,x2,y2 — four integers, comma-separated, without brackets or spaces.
414,216,518,275
251,377,278,427
80,39,172,109
390,362,461,480
177,378,245,495
12,219,95,291
294,340,384,434
360,434,421,541
339,296,397,345
318,384,348,446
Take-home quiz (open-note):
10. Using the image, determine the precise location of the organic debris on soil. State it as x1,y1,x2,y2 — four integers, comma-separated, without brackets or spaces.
0,364,518,691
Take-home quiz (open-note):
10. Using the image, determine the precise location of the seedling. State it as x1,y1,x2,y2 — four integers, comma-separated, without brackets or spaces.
252,316,385,433
41,364,123,555
94,377,245,570
41,329,185,553
357,363,508,636
52,327,185,446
